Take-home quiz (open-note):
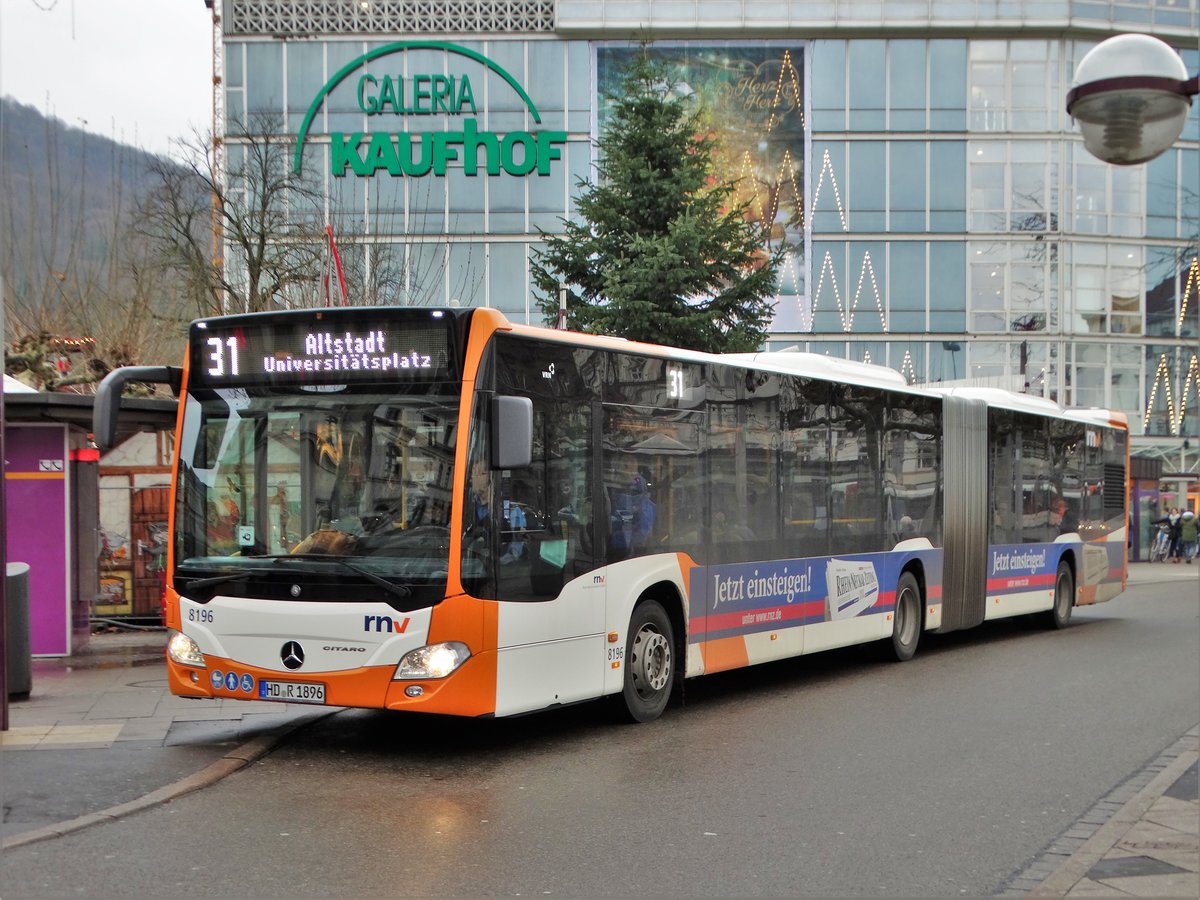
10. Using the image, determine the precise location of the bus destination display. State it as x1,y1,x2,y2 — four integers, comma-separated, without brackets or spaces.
193,319,452,386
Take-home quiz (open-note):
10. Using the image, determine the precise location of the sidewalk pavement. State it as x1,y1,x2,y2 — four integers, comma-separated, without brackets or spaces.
1,630,331,848
1,562,1197,897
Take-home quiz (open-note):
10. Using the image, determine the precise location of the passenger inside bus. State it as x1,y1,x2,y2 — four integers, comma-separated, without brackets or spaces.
610,464,656,558
1051,494,1080,535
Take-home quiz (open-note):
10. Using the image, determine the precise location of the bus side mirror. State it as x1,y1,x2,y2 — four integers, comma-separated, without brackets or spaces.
492,395,532,469
93,366,182,450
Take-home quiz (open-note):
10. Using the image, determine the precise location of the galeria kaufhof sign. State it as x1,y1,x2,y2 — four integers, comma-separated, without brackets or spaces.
293,42,567,178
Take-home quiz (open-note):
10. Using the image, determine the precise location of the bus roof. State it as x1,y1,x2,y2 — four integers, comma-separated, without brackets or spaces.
720,351,910,388
506,322,911,388
928,385,1127,429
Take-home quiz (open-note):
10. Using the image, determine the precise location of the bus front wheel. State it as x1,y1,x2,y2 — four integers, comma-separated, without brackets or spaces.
620,600,675,723
1046,559,1074,630
890,571,923,662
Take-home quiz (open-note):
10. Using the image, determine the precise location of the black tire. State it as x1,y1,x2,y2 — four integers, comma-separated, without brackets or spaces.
890,571,922,662
1045,559,1074,629
619,600,675,723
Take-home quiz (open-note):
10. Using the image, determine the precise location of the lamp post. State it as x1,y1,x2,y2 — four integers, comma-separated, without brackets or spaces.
1066,33,1198,166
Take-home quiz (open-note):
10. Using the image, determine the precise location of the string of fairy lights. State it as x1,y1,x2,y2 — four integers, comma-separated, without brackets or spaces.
1141,257,1199,434
811,249,886,333
1144,351,1200,436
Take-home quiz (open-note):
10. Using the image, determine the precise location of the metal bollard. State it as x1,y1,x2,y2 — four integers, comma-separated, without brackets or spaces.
6,562,32,698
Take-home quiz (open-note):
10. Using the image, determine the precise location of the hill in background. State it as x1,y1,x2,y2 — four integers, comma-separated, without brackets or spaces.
1,94,170,292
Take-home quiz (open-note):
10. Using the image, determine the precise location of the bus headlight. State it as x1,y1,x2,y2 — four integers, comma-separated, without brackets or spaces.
394,642,471,680
167,629,206,668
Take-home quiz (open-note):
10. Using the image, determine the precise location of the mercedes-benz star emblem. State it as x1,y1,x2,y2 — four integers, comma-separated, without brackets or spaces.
280,641,305,670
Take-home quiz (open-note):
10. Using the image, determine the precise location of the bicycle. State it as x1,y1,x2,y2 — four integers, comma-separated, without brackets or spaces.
1148,525,1171,562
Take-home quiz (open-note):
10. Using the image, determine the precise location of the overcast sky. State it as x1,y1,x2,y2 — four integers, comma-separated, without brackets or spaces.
0,0,212,157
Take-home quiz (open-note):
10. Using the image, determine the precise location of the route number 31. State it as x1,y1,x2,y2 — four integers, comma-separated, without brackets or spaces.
667,365,684,399
207,336,240,377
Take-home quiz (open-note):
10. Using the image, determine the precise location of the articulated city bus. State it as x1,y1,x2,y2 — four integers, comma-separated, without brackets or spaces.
94,307,1128,722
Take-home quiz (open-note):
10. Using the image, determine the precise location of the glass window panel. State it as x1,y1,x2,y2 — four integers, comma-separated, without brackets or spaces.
490,211,527,235
849,142,885,231
286,43,324,119
889,40,926,132
971,263,1005,310
926,142,964,230
407,242,447,306
325,41,368,135
970,162,1005,213
929,243,965,332
1011,159,1048,231
226,42,245,88
367,174,404,234
489,242,528,317
566,41,591,114
246,43,284,128
485,42,526,114
812,242,847,333
889,243,926,327
490,172,526,213
849,242,887,333
447,168,485,234
1183,51,1200,141
848,41,886,131
366,243,405,305
529,159,567,217
929,40,966,130
1146,152,1178,239
1145,247,1178,337
527,41,565,113
1183,149,1199,206
812,142,849,233
408,178,446,234
448,242,485,307
332,166,365,222
811,40,847,130
932,339,965,383
890,142,926,222
1073,366,1106,409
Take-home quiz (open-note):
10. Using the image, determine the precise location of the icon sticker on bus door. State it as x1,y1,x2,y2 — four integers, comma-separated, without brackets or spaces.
825,559,880,620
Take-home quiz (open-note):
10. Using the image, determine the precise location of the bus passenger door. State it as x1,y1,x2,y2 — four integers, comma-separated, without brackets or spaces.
488,338,605,715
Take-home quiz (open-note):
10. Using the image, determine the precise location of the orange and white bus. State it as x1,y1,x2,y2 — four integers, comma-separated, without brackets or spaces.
95,307,1128,722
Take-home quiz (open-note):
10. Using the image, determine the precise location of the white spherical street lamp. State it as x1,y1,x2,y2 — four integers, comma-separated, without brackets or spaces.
1066,33,1198,165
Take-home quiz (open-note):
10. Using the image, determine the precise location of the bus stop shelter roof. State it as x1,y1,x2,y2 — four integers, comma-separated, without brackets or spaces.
2,390,176,438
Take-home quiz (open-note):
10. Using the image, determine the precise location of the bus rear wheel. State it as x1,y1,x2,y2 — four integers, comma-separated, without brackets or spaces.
890,571,922,662
1045,559,1074,630
620,600,675,723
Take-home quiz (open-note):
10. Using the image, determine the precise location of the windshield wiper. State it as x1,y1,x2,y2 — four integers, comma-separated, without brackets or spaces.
182,571,253,591
249,553,413,599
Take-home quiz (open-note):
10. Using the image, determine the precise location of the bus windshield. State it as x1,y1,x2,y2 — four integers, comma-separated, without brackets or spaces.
174,384,459,604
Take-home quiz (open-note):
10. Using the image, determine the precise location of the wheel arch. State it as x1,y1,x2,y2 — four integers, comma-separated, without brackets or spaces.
636,580,687,678
1057,548,1078,606
898,556,928,630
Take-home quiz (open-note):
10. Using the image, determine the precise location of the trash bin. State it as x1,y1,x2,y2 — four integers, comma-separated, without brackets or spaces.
6,562,32,698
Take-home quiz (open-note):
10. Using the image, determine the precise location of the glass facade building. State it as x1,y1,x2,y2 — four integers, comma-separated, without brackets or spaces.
212,0,1199,481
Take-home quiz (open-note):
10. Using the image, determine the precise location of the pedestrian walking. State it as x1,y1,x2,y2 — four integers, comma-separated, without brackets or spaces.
1151,507,1184,563
1180,509,1198,564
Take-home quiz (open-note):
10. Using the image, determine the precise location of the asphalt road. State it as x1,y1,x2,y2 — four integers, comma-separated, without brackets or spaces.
3,579,1197,898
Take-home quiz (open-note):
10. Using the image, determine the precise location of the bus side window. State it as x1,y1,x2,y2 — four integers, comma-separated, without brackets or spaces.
494,400,595,600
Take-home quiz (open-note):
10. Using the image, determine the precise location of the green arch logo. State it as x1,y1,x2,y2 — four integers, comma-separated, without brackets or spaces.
293,41,544,174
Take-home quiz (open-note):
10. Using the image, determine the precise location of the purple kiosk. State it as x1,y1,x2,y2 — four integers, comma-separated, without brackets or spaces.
3,379,174,657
